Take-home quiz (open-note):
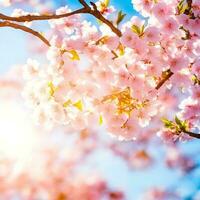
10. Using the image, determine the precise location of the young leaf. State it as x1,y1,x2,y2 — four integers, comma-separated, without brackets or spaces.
175,116,182,127
63,99,72,107
161,118,174,129
73,100,83,111
181,120,189,131
141,24,145,35
131,24,141,35
104,0,110,7
161,118,170,124
116,11,126,26
192,74,200,85
177,0,189,15
131,24,145,37
67,50,80,60
117,43,125,56
99,114,103,125
48,81,56,97
96,36,109,45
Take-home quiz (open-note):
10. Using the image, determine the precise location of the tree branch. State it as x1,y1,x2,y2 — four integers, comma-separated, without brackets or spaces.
79,0,91,9
0,21,50,46
89,1,122,37
0,8,87,22
0,0,122,42
183,130,200,139
155,69,174,90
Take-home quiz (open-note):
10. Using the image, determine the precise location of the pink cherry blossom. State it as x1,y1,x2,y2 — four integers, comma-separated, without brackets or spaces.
169,55,189,73
144,26,160,43
152,2,171,21
162,18,178,34
121,28,139,49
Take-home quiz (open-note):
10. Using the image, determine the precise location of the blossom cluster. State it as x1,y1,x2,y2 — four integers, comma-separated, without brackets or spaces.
21,0,200,142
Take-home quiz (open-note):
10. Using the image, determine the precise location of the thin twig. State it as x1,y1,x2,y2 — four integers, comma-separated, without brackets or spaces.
89,1,122,37
0,8,87,22
155,70,174,90
0,21,50,46
183,130,200,139
79,0,91,9
0,0,122,39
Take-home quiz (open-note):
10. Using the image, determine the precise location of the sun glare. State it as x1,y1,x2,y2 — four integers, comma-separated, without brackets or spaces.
0,101,39,163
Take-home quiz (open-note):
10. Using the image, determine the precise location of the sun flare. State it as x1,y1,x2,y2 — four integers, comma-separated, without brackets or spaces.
0,101,39,163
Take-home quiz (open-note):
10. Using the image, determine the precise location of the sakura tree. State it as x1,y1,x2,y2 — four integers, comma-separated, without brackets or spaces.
0,0,200,199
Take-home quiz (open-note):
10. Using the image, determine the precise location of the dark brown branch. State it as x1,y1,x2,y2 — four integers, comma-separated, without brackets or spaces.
79,0,91,9
0,21,50,46
155,70,174,90
0,0,122,37
0,8,87,22
183,130,200,139
89,2,122,37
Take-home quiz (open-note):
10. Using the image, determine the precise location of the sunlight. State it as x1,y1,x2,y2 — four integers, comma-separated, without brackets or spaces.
0,101,38,163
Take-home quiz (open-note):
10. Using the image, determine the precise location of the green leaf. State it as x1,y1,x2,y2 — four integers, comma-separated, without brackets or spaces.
104,0,110,7
161,118,170,124
63,99,72,107
131,24,145,37
192,74,200,85
181,120,189,131
67,50,80,61
48,81,56,97
177,0,184,10
131,24,141,35
140,24,145,35
99,114,103,125
161,118,174,128
177,0,189,15
117,43,125,56
116,11,126,26
175,116,182,126
174,116,190,132
73,100,83,111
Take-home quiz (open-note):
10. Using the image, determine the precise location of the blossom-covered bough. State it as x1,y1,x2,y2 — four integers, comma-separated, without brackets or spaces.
0,0,200,142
